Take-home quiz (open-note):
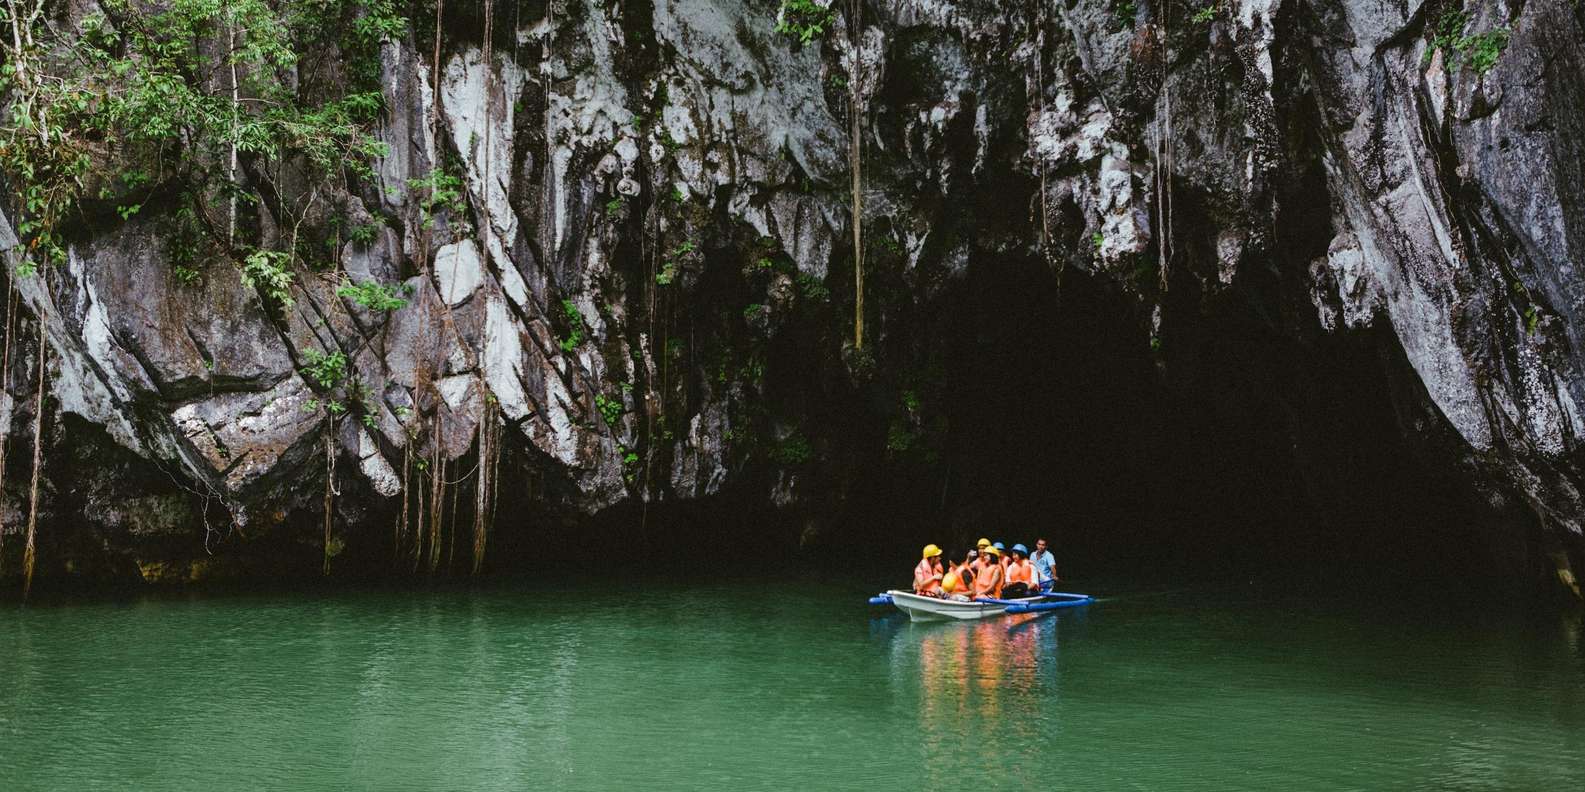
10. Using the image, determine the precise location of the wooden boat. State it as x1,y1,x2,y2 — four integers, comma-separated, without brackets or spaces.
879,590,1095,622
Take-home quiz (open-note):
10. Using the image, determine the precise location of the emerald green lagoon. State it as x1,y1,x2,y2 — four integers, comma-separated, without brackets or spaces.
3,581,1581,790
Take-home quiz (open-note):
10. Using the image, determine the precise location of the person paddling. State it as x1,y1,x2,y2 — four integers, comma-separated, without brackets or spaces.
973,544,1004,599
914,544,945,597
1003,544,1036,598
1030,537,1059,593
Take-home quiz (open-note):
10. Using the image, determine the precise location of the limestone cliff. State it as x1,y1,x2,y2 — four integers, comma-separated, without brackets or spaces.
1,0,1582,588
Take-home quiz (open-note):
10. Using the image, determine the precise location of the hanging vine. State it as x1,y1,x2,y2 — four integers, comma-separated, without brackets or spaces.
21,324,44,597
846,0,865,350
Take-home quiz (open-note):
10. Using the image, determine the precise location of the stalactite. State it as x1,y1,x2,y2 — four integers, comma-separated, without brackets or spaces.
21,328,45,598
847,0,865,350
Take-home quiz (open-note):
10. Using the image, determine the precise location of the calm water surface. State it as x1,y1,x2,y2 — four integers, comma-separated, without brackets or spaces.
2,579,1582,790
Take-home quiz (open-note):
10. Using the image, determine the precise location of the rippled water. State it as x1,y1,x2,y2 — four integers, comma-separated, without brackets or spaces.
2,580,1582,790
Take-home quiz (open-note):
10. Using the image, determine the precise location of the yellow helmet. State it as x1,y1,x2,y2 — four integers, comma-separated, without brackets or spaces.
921,544,942,559
976,537,992,548
981,544,1002,557
942,572,960,593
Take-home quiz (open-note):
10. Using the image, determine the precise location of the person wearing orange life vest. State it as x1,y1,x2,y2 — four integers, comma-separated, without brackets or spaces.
968,538,992,574
1003,544,1037,598
941,551,972,601
949,548,979,599
913,544,945,596
973,543,1004,599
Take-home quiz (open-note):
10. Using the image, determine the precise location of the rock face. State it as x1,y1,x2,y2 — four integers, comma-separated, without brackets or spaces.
1,0,1583,587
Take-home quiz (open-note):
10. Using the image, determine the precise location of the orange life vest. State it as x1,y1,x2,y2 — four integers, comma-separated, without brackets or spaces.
914,558,943,595
973,562,1003,599
1006,559,1035,587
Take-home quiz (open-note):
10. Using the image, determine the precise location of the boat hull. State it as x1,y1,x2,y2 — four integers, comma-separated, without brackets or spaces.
883,590,1095,621
887,590,1013,621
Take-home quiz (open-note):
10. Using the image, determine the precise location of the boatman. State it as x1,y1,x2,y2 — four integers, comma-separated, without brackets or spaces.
914,544,945,597
973,544,1004,599
1031,537,1059,593
1003,544,1036,598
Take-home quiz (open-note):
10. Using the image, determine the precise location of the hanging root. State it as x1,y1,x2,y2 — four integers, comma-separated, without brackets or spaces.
471,397,501,574
322,417,337,576
427,421,445,574
22,329,46,598
0,283,16,574
848,0,865,350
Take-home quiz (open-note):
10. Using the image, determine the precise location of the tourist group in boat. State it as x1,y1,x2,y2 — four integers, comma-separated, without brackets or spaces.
912,538,1059,601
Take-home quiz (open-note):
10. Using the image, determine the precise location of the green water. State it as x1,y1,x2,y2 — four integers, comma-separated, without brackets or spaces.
2,580,1582,790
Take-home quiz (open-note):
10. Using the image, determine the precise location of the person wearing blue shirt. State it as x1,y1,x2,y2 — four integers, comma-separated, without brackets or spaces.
1030,537,1059,592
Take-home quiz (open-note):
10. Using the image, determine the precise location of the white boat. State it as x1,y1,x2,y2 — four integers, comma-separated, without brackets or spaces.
880,590,1095,622
886,590,1024,622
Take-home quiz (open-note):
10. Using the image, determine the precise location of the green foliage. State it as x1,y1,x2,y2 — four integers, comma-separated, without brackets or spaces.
886,421,917,453
595,393,623,427
743,303,767,322
605,197,624,219
347,219,382,245
559,298,584,352
300,348,348,389
0,0,406,280
775,0,834,45
240,249,296,307
337,278,409,312
1424,10,1509,75
1092,231,1105,250
769,432,813,466
797,273,830,302
1192,5,1218,24
408,168,466,228
1113,0,1138,31
655,241,694,286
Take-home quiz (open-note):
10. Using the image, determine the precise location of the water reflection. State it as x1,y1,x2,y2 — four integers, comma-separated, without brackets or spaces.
893,612,1068,777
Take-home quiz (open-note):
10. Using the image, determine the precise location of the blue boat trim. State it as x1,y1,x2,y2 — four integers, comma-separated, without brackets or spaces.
868,593,894,606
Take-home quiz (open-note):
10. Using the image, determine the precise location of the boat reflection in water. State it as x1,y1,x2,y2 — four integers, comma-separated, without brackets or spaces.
892,612,1076,782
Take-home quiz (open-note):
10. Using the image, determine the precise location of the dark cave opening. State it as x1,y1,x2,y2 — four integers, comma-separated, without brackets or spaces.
825,255,1551,596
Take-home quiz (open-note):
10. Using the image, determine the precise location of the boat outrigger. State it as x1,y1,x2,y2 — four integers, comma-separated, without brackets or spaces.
870,590,1095,622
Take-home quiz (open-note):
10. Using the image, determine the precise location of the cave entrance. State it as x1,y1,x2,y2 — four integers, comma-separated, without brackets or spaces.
849,254,1545,596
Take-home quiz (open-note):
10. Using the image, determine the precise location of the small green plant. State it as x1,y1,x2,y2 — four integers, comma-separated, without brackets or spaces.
669,185,686,203
605,197,624,219
347,220,382,245
902,389,922,412
301,348,349,389
595,393,623,427
1092,232,1105,250
775,0,835,45
1192,5,1217,24
173,264,202,285
337,278,410,312
769,432,814,465
1113,0,1138,31
797,273,830,302
407,168,466,228
1424,10,1510,75
656,241,694,286
559,298,584,352
743,303,767,322
240,249,296,307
